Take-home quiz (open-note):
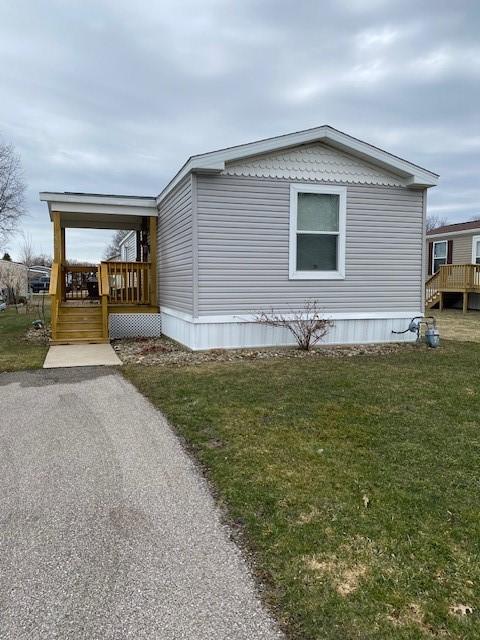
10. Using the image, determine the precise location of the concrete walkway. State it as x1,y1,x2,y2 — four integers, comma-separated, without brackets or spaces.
0,368,282,640
43,343,122,368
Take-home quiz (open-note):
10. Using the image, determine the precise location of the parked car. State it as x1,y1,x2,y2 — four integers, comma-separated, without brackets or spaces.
30,276,50,293
0,298,6,312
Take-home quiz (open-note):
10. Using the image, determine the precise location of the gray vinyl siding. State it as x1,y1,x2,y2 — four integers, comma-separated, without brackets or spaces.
452,235,472,263
122,232,137,261
427,234,473,266
158,175,193,313
196,175,424,315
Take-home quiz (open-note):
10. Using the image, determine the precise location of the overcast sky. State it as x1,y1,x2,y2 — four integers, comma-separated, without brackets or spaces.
1,0,479,262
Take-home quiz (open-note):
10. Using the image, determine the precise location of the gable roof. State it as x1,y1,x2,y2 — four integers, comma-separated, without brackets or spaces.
427,219,480,238
157,125,439,204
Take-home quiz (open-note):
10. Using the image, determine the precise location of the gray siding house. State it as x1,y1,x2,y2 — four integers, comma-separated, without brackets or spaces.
425,219,480,311
40,126,438,349
426,220,480,274
117,230,138,261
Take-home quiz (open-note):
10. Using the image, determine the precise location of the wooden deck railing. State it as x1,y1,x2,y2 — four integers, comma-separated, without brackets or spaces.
103,261,151,305
64,265,99,300
436,264,480,291
426,263,480,310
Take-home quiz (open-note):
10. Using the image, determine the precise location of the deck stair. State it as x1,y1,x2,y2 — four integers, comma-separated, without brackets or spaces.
52,306,107,345
425,271,440,309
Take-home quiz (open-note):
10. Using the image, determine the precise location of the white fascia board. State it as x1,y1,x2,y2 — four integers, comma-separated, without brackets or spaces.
45,202,157,219
156,125,439,204
40,192,157,208
39,192,158,220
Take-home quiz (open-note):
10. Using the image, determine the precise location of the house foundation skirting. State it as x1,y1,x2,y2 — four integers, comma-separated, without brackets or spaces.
109,313,162,339
160,307,421,351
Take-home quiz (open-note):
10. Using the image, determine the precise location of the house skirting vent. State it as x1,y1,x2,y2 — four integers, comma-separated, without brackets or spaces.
109,313,162,339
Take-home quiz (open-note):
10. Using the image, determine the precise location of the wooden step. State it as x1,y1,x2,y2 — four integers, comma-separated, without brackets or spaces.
51,338,109,345
59,307,101,316
57,318,102,327
56,326,103,335
55,330,105,340
54,304,106,344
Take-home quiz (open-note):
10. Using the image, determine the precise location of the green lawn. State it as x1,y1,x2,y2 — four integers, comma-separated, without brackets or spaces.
0,306,49,372
124,341,480,640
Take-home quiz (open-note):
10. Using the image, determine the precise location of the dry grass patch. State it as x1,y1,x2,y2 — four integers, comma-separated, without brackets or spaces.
431,309,480,342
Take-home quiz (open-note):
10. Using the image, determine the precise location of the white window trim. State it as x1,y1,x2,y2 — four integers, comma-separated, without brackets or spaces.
432,239,447,273
471,236,480,263
289,183,346,280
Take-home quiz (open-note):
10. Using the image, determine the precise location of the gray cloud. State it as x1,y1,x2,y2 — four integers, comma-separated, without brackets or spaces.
0,0,478,260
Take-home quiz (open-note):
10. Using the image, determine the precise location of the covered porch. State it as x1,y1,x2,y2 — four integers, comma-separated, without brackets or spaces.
40,192,158,344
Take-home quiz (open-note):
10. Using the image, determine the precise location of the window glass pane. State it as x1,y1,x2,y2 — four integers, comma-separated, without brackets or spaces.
297,193,339,232
475,241,480,262
297,234,337,271
433,257,446,272
433,241,447,258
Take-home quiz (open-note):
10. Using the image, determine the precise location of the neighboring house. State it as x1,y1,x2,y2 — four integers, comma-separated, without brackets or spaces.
425,220,480,311
426,220,480,273
0,259,28,302
40,125,438,348
118,230,138,261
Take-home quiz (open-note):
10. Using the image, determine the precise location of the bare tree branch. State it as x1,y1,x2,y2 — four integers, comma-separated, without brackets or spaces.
256,300,334,350
104,230,129,260
426,214,448,234
0,139,26,246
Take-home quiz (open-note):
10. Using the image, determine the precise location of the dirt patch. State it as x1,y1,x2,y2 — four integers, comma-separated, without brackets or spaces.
304,555,368,597
449,603,474,617
296,507,320,525
114,335,420,367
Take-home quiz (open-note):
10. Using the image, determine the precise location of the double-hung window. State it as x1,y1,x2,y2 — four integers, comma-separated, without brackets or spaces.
432,240,447,273
289,184,346,280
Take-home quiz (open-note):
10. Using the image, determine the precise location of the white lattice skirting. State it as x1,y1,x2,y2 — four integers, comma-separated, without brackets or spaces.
109,313,162,339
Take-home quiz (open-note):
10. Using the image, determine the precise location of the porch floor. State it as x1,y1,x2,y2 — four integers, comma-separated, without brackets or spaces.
43,344,122,368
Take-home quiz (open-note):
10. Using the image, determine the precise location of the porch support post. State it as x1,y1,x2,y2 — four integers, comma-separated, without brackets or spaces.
53,211,62,264
53,212,65,301
149,216,157,307
463,291,468,314
439,291,444,312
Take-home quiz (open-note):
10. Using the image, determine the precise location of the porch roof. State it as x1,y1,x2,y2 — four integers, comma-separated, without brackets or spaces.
39,192,157,230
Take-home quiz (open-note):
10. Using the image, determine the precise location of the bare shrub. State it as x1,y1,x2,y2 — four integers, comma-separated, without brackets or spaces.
256,300,333,350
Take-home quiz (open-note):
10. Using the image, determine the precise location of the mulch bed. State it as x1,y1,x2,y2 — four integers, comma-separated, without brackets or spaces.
113,335,420,367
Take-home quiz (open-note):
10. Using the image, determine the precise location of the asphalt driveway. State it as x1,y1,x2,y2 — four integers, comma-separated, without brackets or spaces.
0,368,282,640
